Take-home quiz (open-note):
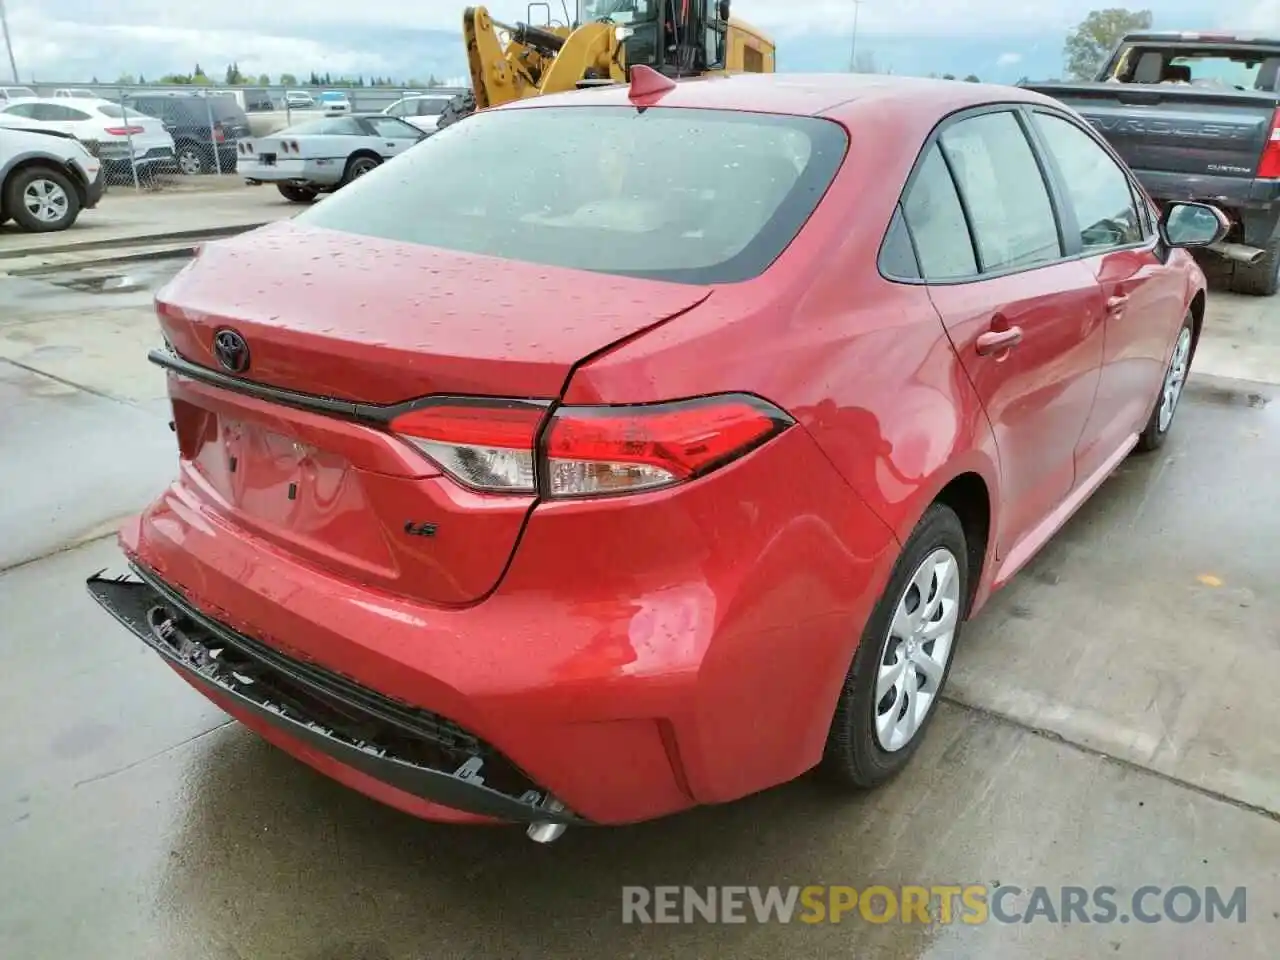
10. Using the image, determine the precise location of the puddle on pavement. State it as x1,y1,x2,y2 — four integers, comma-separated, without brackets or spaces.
0,257,190,317
44,274,149,294
1184,381,1271,409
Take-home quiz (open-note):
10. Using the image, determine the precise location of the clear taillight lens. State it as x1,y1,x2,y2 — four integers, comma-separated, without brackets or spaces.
388,394,792,498
543,396,791,498
388,401,543,493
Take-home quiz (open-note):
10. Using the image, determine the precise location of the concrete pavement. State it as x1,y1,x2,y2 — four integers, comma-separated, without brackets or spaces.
0,184,295,272
1,252,1279,958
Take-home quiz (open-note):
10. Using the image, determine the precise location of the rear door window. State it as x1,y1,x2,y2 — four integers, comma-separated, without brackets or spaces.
901,144,977,281
939,111,1062,272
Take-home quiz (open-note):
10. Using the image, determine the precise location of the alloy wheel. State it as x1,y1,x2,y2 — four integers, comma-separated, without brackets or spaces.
178,150,203,176
874,547,961,752
1158,327,1192,433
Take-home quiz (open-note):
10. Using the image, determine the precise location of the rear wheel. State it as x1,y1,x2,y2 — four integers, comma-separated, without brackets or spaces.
1136,312,1194,452
1227,235,1280,297
277,183,318,203
340,154,380,186
818,503,968,789
176,143,208,176
3,165,81,232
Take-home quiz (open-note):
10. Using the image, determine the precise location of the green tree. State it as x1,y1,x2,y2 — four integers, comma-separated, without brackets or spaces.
1063,8,1153,80
941,72,956,80
279,73,298,86
116,72,137,84
224,63,245,85
963,74,980,82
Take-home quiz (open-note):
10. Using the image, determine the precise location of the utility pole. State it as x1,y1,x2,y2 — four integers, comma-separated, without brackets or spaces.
0,0,17,83
847,0,863,72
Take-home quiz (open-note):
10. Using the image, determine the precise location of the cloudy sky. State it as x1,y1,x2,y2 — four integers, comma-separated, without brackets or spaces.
5,0,1277,85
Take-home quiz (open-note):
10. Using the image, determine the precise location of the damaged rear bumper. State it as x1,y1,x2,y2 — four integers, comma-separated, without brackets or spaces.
86,564,581,827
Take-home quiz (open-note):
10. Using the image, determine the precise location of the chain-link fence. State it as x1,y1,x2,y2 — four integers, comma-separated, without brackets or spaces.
82,86,247,191
62,86,467,191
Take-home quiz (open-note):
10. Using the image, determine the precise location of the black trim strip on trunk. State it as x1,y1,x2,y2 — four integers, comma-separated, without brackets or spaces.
147,347,552,423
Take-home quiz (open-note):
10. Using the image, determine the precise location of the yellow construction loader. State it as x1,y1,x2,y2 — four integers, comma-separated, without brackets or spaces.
437,0,775,129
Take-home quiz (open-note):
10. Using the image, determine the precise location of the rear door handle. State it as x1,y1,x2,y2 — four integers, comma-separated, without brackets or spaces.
975,326,1023,356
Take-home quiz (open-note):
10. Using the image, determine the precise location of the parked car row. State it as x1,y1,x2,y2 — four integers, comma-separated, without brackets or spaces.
0,98,176,181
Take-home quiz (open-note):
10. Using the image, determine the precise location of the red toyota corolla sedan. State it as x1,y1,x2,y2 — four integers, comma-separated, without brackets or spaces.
89,70,1226,841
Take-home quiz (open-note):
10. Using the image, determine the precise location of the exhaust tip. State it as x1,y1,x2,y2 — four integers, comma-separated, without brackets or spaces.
525,794,569,843
527,821,568,843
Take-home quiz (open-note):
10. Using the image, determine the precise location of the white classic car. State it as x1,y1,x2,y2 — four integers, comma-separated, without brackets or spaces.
238,113,427,202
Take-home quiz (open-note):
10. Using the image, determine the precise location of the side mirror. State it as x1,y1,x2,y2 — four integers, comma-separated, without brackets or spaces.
1159,202,1229,248
717,0,730,20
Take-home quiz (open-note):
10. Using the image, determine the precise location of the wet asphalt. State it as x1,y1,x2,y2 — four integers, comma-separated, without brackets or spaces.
1,257,1279,959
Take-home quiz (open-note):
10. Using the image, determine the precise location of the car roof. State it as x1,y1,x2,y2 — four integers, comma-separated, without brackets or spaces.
502,72,1062,121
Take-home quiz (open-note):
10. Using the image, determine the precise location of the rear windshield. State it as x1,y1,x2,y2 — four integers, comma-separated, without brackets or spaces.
1109,45,1280,91
295,105,847,284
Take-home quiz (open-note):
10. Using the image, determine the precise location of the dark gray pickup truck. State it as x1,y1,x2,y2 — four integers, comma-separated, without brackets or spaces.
1024,31,1280,295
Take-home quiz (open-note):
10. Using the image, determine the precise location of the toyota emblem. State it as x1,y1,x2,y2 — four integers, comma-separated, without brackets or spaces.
213,328,250,374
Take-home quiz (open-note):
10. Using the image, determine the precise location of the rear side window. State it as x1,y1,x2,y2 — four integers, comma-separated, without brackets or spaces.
939,111,1061,272
1030,111,1144,252
296,105,848,284
416,99,448,116
902,145,977,281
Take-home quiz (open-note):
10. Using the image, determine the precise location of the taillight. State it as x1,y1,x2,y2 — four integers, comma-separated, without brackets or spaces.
105,126,144,136
389,401,543,493
387,394,792,498
543,396,790,497
1259,109,1280,179
213,126,226,143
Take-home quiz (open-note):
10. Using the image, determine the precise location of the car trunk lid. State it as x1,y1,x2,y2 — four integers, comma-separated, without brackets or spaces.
152,220,713,606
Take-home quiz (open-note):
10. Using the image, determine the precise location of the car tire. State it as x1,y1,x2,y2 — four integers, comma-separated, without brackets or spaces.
340,154,380,186
277,184,318,203
175,144,208,176
435,91,476,131
1135,311,1195,453
1227,235,1280,297
3,165,82,233
818,503,968,790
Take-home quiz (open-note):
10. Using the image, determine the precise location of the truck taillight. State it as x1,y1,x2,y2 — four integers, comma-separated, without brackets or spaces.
104,126,144,136
1259,109,1280,179
388,394,793,498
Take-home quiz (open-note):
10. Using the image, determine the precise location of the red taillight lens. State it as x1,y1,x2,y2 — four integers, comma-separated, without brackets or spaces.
104,126,144,136
1258,109,1280,179
389,401,544,493
388,394,792,498
543,396,791,497
213,126,226,143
